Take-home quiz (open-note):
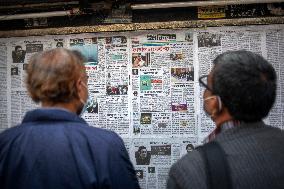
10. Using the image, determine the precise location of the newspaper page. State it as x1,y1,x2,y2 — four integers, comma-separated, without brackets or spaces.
67,35,102,126
130,138,197,189
66,34,131,137
197,27,266,142
130,31,197,138
265,27,284,130
197,31,222,141
0,41,8,131
7,38,57,126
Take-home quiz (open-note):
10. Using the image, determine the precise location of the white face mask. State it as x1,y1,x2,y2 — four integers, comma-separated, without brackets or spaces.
203,95,222,117
78,82,89,117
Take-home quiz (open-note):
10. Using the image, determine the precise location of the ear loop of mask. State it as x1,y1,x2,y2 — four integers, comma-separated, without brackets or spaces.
204,95,222,112
79,82,88,102
79,81,89,117
216,96,222,112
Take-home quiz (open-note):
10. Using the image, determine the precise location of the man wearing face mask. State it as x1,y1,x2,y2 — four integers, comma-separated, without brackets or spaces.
167,50,284,189
0,48,140,189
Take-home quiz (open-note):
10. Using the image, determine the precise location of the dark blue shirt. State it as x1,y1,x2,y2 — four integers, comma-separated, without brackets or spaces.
0,108,140,189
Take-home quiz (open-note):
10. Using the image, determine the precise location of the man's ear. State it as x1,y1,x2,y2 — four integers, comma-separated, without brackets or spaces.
75,78,84,98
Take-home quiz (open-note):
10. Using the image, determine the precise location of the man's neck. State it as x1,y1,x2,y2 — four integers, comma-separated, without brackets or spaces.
213,107,233,128
41,101,78,114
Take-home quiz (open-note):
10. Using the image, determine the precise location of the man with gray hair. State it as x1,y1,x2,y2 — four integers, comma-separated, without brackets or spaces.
167,50,284,189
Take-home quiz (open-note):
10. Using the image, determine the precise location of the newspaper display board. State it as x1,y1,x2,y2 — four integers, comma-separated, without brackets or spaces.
0,24,283,189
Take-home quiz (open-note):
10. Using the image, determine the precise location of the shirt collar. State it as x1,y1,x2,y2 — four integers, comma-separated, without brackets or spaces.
220,120,240,132
203,120,240,143
22,108,87,125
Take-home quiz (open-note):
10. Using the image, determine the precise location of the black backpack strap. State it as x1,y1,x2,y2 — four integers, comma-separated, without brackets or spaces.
197,141,232,189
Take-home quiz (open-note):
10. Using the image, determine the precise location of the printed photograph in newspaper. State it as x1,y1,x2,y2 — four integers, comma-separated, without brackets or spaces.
71,44,98,65
136,170,144,179
171,102,188,112
12,45,26,63
140,75,152,91
198,32,221,47
140,113,152,124
135,146,151,165
132,53,150,68
106,85,128,95
11,67,18,76
23,64,28,70
86,98,98,114
171,67,194,82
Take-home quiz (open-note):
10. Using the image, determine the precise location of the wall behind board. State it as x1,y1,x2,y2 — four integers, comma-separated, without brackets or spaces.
0,24,283,189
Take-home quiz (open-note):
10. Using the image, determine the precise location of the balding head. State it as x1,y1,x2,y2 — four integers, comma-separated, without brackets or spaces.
26,48,87,104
